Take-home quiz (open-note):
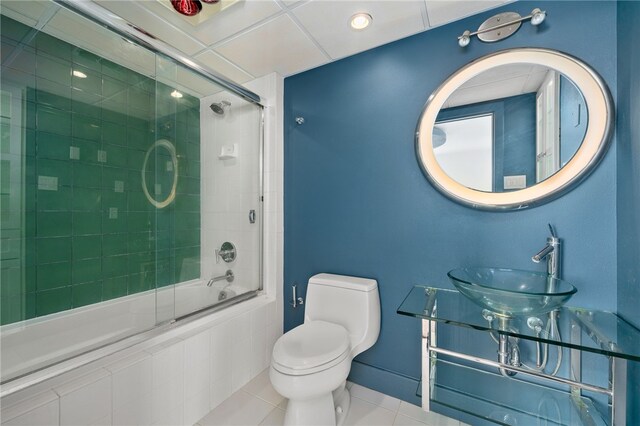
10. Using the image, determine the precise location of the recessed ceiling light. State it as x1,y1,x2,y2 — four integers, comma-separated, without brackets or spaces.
170,90,183,99
350,13,372,30
72,70,87,79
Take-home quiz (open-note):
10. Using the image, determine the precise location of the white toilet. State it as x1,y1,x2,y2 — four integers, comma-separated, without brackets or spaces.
270,273,381,426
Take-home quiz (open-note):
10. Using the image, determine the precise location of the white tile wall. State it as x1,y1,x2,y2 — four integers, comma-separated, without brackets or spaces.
148,339,184,425
184,330,213,424
56,370,112,426
148,339,185,426
107,353,153,426
1,392,59,426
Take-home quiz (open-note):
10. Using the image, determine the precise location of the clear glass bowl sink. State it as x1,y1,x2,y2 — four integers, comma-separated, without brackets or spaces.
447,267,577,317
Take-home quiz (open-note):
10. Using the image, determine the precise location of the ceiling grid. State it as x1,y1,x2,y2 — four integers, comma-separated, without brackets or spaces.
2,0,512,84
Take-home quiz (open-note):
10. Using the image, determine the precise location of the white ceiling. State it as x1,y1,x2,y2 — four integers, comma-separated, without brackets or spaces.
444,64,550,108
2,0,512,90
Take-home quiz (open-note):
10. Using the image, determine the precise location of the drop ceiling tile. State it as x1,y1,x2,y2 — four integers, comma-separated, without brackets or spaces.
0,0,53,27
425,0,511,28
459,64,536,89
522,70,548,93
194,50,254,84
94,0,206,56
214,14,328,77
447,75,530,107
280,0,306,7
176,67,226,97
155,55,225,98
44,8,156,78
141,0,284,47
292,0,426,60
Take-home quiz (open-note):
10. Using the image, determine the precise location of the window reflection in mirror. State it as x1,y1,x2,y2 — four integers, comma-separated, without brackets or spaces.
432,64,588,193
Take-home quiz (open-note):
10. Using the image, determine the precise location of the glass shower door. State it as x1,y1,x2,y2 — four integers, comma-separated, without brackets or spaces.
153,54,263,321
0,0,263,385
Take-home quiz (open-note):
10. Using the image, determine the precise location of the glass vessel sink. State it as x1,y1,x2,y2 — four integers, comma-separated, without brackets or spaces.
448,267,577,317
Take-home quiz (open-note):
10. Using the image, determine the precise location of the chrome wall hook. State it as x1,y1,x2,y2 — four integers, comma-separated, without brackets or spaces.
295,117,305,125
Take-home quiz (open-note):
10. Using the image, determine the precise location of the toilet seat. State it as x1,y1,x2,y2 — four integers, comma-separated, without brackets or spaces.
272,321,350,376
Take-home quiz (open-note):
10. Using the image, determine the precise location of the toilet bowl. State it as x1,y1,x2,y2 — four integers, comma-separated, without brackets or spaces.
270,274,380,426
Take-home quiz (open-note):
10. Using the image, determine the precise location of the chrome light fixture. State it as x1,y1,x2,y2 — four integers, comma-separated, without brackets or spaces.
458,8,546,47
458,30,471,48
530,8,547,26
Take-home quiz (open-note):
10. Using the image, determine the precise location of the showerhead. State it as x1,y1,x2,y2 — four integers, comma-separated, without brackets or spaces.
210,100,231,116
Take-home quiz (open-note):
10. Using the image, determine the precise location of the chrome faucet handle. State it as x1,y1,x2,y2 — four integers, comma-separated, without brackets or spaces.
547,223,557,238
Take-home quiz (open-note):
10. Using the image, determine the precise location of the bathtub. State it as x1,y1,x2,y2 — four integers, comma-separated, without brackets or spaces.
0,279,251,384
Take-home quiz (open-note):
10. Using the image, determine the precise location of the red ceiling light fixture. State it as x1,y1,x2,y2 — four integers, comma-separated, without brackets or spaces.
171,0,202,17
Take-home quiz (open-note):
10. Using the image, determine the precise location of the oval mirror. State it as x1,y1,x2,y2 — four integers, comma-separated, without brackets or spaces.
416,48,613,210
142,139,179,209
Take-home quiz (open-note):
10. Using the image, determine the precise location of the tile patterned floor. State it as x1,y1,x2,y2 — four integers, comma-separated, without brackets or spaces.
196,370,466,426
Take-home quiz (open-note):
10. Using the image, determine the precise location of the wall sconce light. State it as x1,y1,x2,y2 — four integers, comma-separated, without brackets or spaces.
458,8,546,47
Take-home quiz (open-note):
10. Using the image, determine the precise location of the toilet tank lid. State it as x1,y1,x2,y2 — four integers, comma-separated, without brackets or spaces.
309,273,377,292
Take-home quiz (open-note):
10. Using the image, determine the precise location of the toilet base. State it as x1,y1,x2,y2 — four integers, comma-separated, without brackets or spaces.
284,393,334,426
283,384,351,426
333,384,351,426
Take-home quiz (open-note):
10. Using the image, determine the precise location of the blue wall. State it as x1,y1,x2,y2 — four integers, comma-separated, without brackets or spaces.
284,0,620,420
616,1,640,421
437,93,537,192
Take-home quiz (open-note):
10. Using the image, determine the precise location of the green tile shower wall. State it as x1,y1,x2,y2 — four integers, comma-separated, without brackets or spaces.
0,16,201,325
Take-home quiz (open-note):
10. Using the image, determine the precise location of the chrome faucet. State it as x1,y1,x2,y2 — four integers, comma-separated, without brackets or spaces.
491,225,566,379
531,223,562,344
532,224,561,280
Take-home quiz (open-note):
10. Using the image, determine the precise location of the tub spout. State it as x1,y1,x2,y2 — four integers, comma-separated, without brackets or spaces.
207,270,234,287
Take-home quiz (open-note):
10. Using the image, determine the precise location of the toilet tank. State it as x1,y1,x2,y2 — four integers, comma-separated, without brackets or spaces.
305,273,380,357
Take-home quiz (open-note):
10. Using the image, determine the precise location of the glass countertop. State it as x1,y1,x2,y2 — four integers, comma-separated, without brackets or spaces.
397,286,640,361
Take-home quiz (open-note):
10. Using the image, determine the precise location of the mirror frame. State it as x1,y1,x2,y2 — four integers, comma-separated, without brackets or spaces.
415,48,614,210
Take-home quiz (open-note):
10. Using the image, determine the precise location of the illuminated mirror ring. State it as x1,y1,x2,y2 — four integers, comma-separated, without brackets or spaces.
416,48,614,210
142,139,179,209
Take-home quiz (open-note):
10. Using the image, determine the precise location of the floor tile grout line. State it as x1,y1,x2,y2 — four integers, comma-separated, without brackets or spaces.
349,394,398,415
223,374,458,426
240,388,284,409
